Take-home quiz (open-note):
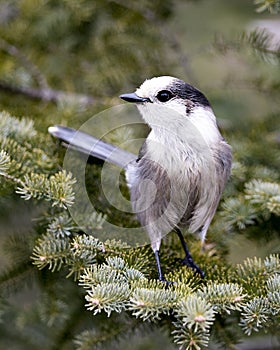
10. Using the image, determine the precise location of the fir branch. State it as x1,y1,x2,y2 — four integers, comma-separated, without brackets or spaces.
244,29,277,53
104,244,155,276
79,264,126,288
245,180,280,216
241,29,280,64
67,235,106,280
264,254,280,272
0,112,54,179
0,80,95,106
221,197,258,231
0,138,35,178
239,297,270,335
197,283,246,314
0,150,10,176
172,320,210,350
0,38,94,106
0,232,36,295
128,287,176,322
109,0,196,83
106,256,129,271
212,318,242,350
16,170,76,208
166,264,206,292
16,173,48,201
254,0,280,13
66,256,96,281
236,255,280,297
74,316,145,350
47,213,77,238
175,295,216,333
214,29,280,63
266,274,280,293
85,283,130,317
236,257,267,298
230,161,247,184
74,327,127,350
103,239,131,252
31,233,71,272
38,295,69,328
248,165,279,183
47,170,76,208
79,257,146,289
0,111,36,141
72,234,105,255
219,178,280,233
0,262,37,297
123,268,147,283
267,276,280,316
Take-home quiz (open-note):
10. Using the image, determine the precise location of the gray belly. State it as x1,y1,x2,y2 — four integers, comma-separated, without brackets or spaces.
128,157,199,235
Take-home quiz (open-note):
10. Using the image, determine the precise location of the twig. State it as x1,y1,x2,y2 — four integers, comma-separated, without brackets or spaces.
0,38,94,105
0,81,94,105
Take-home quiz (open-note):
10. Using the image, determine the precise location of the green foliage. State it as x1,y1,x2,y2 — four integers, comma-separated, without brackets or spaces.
254,0,280,13
32,232,71,272
220,179,280,232
85,282,130,317
172,322,210,350
16,170,76,208
196,283,246,314
175,295,216,332
235,255,280,297
0,114,279,349
0,0,175,106
129,286,176,321
0,150,10,176
245,180,280,216
0,111,54,179
0,1,280,350
30,224,280,349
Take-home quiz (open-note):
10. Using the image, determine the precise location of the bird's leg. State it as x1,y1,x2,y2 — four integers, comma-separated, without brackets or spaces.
154,250,173,285
174,228,205,278
154,250,165,281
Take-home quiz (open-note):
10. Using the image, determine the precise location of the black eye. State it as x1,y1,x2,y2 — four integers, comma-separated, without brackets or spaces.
156,90,173,102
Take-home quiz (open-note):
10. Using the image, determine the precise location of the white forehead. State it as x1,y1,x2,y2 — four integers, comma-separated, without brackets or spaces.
135,76,177,98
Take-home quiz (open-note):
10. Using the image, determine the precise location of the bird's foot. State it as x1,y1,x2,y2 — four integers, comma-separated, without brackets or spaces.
180,256,205,279
159,278,176,287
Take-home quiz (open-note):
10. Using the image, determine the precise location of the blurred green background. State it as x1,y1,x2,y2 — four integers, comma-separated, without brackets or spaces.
0,0,279,349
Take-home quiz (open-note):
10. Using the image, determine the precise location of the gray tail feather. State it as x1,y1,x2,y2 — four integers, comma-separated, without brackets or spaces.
48,125,137,168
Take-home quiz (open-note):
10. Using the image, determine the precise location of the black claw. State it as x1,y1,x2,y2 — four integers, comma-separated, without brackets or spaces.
174,228,205,279
154,228,205,283
159,278,176,286
180,256,205,278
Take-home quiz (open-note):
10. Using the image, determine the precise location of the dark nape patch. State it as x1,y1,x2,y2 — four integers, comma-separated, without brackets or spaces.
169,79,211,107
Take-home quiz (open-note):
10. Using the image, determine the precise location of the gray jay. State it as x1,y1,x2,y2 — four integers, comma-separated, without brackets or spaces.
49,76,232,282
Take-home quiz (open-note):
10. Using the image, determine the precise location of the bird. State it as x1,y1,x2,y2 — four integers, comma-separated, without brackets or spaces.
48,76,232,283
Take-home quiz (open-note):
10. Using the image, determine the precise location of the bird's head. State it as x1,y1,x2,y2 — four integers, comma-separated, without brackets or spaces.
120,76,211,117
120,76,220,145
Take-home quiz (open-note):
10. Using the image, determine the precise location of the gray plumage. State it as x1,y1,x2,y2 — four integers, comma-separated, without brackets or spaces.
49,76,232,281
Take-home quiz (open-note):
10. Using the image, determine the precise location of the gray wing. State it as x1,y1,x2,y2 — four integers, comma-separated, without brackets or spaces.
190,140,232,241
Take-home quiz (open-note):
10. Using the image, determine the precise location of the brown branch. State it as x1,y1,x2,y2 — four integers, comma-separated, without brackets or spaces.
0,81,94,105
0,38,94,105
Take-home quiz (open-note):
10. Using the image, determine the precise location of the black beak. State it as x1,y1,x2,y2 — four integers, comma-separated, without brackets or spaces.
120,92,151,103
